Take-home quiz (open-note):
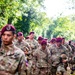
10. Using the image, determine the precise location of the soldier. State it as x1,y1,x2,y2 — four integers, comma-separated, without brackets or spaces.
50,37,68,75
25,32,39,75
62,38,72,57
26,31,39,51
49,38,56,50
69,40,75,55
56,54,68,75
0,24,26,75
68,41,75,74
25,31,39,60
55,37,68,55
70,56,75,75
15,32,31,55
37,36,43,47
50,38,56,46
33,40,51,75
14,32,32,74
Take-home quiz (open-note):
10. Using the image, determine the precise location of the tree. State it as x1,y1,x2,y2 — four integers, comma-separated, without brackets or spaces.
46,16,75,40
0,0,45,34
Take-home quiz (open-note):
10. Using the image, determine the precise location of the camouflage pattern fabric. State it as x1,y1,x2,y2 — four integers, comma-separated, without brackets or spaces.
26,39,39,51
15,40,30,52
33,47,51,75
0,44,26,75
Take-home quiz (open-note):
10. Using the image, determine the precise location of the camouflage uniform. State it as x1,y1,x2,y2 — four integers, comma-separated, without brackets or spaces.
63,43,72,57
56,45,68,55
15,40,30,52
68,50,75,75
25,39,39,75
15,39,32,74
69,41,75,55
0,44,26,75
50,44,68,75
33,47,51,75
26,39,38,51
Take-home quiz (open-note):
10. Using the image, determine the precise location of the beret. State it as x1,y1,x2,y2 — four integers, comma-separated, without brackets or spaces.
1,24,16,35
29,31,34,35
17,32,23,36
38,36,43,40
62,37,65,39
44,38,48,41
56,37,62,42
50,38,56,43
25,36,29,39
41,40,47,45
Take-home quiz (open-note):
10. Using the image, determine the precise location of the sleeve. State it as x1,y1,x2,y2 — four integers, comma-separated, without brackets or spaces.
18,53,26,75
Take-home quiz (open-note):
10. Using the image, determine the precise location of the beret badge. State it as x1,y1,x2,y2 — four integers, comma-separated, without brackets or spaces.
6,25,11,30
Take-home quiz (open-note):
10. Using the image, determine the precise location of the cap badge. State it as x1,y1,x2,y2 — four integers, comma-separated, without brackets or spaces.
6,25,11,30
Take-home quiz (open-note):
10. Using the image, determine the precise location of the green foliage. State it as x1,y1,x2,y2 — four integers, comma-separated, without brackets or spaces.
0,0,75,41
46,16,75,40
14,14,30,36
0,0,45,34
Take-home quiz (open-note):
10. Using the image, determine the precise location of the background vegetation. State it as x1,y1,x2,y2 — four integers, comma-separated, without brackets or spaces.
0,0,75,40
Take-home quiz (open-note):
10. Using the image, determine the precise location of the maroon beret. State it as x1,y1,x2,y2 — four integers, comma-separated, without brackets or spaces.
1,24,16,35
25,36,29,39
50,38,56,43
17,32,23,36
41,40,47,45
62,37,65,39
44,38,48,41
29,31,34,35
56,37,62,42
38,36,43,40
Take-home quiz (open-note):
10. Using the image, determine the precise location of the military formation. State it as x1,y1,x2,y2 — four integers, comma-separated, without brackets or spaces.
0,24,75,75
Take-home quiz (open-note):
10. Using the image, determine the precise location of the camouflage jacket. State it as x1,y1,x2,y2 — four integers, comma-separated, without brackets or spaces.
0,44,26,75
50,44,68,55
26,39,39,50
33,47,51,68
50,45,68,66
15,40,31,52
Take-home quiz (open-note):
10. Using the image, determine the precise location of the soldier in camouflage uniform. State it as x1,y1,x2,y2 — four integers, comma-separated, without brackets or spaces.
49,38,56,50
14,32,32,75
26,31,39,51
25,31,39,75
69,40,75,55
37,36,43,47
50,37,68,75
70,55,75,75
56,54,68,75
33,40,51,75
62,38,72,57
0,24,26,75
15,32,31,55
68,41,75,75
49,38,56,46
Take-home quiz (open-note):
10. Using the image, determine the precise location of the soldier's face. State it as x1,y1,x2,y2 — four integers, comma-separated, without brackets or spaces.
41,44,46,49
17,36,23,41
56,42,61,46
29,34,34,39
2,31,14,45
38,40,42,44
